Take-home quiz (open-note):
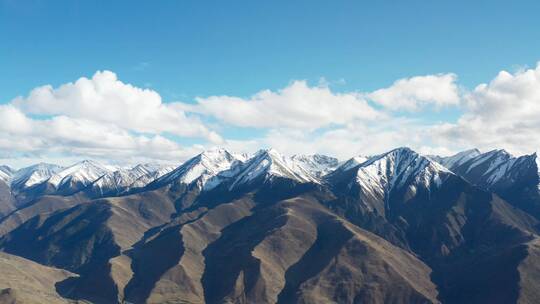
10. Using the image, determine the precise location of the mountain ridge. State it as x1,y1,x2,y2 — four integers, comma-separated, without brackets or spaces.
1,146,540,304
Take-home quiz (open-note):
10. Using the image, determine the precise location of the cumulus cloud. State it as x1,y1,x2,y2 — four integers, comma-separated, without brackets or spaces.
219,66,540,159
0,71,221,166
368,74,460,111
187,80,383,129
3,65,540,166
431,63,540,155
0,105,202,165
13,70,221,143
221,118,433,161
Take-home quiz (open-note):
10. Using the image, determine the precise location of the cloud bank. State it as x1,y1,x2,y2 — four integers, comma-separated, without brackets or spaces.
2,63,540,167
367,73,460,111
189,80,382,129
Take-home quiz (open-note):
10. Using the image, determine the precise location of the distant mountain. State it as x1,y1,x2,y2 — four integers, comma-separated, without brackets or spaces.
226,148,319,189
85,164,173,198
128,164,175,189
1,147,540,304
335,155,370,172
0,165,14,184
428,148,481,169
325,147,539,303
0,179,16,219
0,166,16,218
10,163,64,192
435,149,540,220
147,149,242,191
290,154,339,177
46,160,112,195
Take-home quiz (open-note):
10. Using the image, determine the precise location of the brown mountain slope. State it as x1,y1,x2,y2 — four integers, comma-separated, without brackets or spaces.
1,148,540,303
124,193,439,304
517,237,540,304
0,194,86,237
0,252,75,304
0,189,178,304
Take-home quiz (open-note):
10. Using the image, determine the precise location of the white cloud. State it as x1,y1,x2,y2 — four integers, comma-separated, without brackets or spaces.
431,63,540,155
368,74,460,111
220,118,435,161
0,71,220,167
0,105,202,167
4,65,540,167
13,70,221,143
187,80,382,129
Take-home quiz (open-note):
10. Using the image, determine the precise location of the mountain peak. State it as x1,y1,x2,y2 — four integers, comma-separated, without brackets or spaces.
226,148,318,189
333,147,451,200
150,148,241,189
335,155,370,172
366,146,449,173
484,148,512,158
10,163,64,190
449,148,538,190
389,146,414,153
48,160,111,188
254,147,283,159
430,148,482,170
290,154,339,178
0,165,14,183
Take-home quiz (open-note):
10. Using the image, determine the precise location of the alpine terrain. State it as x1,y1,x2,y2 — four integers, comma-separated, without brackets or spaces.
0,147,539,304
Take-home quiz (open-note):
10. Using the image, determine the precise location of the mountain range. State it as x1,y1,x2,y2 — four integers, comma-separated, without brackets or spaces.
0,147,539,304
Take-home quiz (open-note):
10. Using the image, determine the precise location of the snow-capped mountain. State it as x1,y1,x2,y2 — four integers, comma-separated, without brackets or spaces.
358,147,449,191
446,149,523,189
429,149,481,169
3,147,538,206
327,147,452,210
47,160,112,194
0,166,14,184
89,168,142,196
290,154,339,177
129,164,175,189
431,149,540,219
225,148,319,190
88,163,174,196
10,163,64,191
2,147,540,304
333,155,370,173
148,149,243,190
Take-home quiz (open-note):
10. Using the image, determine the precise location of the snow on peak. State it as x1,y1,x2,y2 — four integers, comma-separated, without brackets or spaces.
154,148,241,188
431,149,482,169
457,149,515,184
48,160,111,188
351,147,451,197
290,154,339,177
129,165,175,189
10,163,63,189
0,165,14,183
87,163,173,194
336,155,370,172
227,148,319,189
129,163,161,177
92,168,140,192
455,149,540,189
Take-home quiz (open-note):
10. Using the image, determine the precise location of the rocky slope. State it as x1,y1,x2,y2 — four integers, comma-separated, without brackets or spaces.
0,251,75,304
0,147,540,304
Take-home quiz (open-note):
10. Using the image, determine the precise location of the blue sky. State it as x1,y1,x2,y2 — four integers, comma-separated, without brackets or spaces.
3,0,540,101
1,0,540,166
